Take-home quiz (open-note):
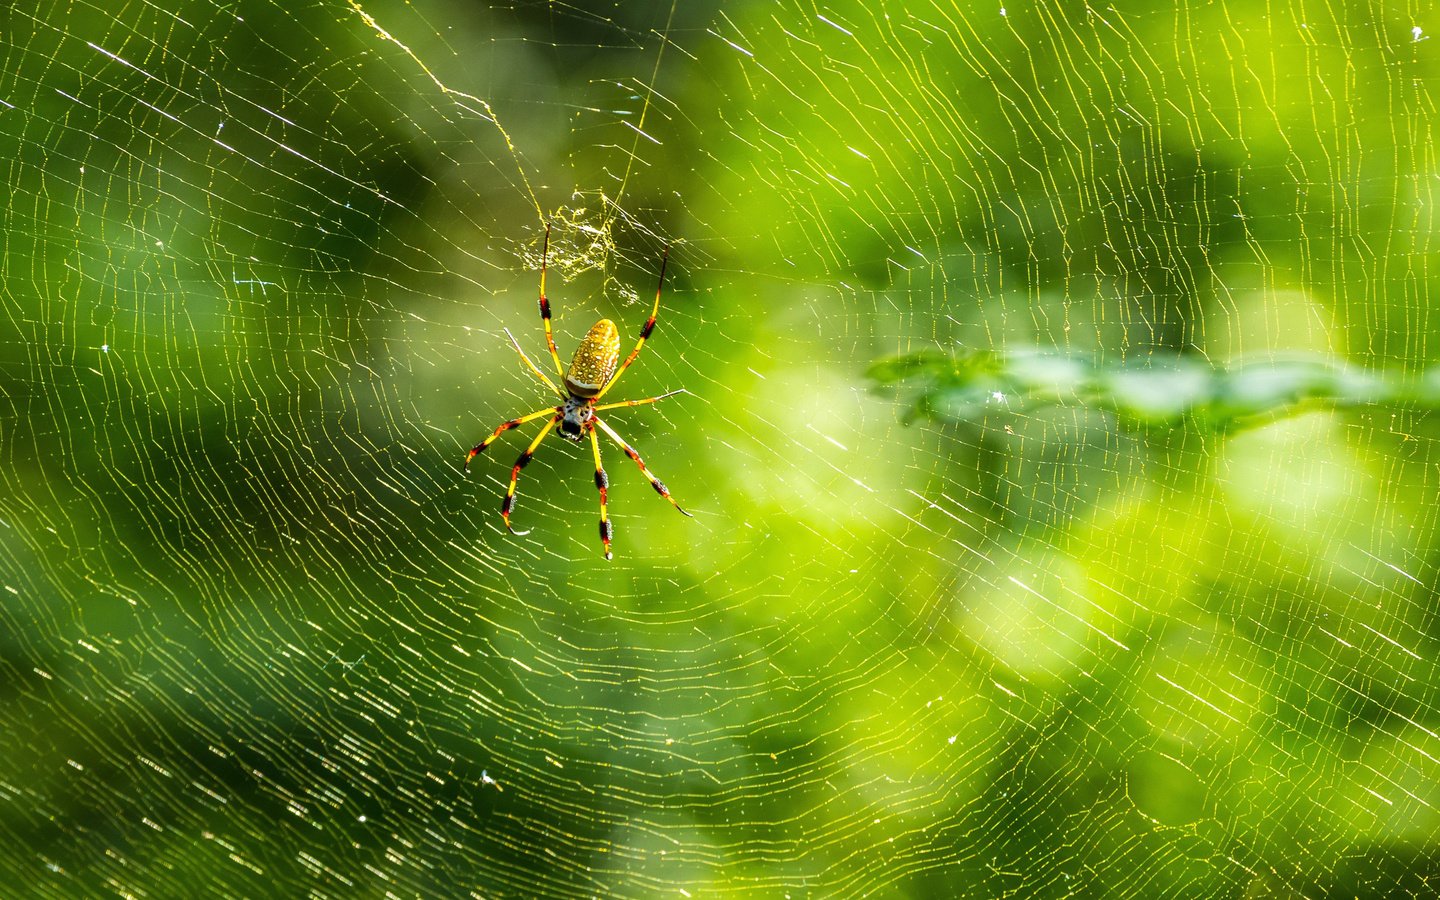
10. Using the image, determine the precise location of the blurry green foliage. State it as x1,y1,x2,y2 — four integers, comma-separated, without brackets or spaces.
869,348,1440,433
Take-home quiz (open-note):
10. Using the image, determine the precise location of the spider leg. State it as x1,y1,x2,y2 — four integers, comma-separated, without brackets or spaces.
501,414,561,535
588,425,614,560
538,224,566,379
592,416,692,517
594,388,688,412
465,406,561,471
505,327,563,397
596,245,669,400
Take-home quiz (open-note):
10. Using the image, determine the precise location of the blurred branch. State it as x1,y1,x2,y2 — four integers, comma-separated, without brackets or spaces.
868,349,1440,434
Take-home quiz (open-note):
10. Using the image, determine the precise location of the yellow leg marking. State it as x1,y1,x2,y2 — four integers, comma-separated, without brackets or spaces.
502,414,559,535
539,224,565,378
505,328,563,397
465,406,560,471
597,245,668,399
593,416,691,517
594,389,687,413
589,426,613,560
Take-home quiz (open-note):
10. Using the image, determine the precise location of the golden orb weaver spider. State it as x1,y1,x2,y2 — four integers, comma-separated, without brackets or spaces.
464,225,691,560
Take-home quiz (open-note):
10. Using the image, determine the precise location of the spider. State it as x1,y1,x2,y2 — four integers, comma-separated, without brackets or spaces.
464,225,691,560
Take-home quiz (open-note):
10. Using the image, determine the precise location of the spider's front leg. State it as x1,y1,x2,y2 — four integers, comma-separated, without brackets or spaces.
501,414,561,535
588,425,614,560
592,416,692,517
464,406,561,472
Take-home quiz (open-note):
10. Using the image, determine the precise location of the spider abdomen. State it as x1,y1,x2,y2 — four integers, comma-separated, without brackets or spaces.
565,319,619,398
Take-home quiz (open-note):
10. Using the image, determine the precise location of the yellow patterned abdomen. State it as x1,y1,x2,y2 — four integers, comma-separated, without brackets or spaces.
565,319,619,398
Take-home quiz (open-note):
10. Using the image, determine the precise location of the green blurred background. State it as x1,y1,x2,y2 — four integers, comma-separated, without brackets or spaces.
1,0,1438,895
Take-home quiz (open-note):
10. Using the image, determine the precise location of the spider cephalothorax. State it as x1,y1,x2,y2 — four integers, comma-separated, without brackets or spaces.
464,225,691,559
559,394,595,442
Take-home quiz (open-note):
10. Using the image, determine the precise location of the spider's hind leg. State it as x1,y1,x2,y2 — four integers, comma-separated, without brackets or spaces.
596,245,669,400
594,389,688,412
505,328,563,397
538,224,566,379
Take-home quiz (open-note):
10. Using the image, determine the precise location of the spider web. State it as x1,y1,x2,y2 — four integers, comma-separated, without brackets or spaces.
1,0,1438,895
